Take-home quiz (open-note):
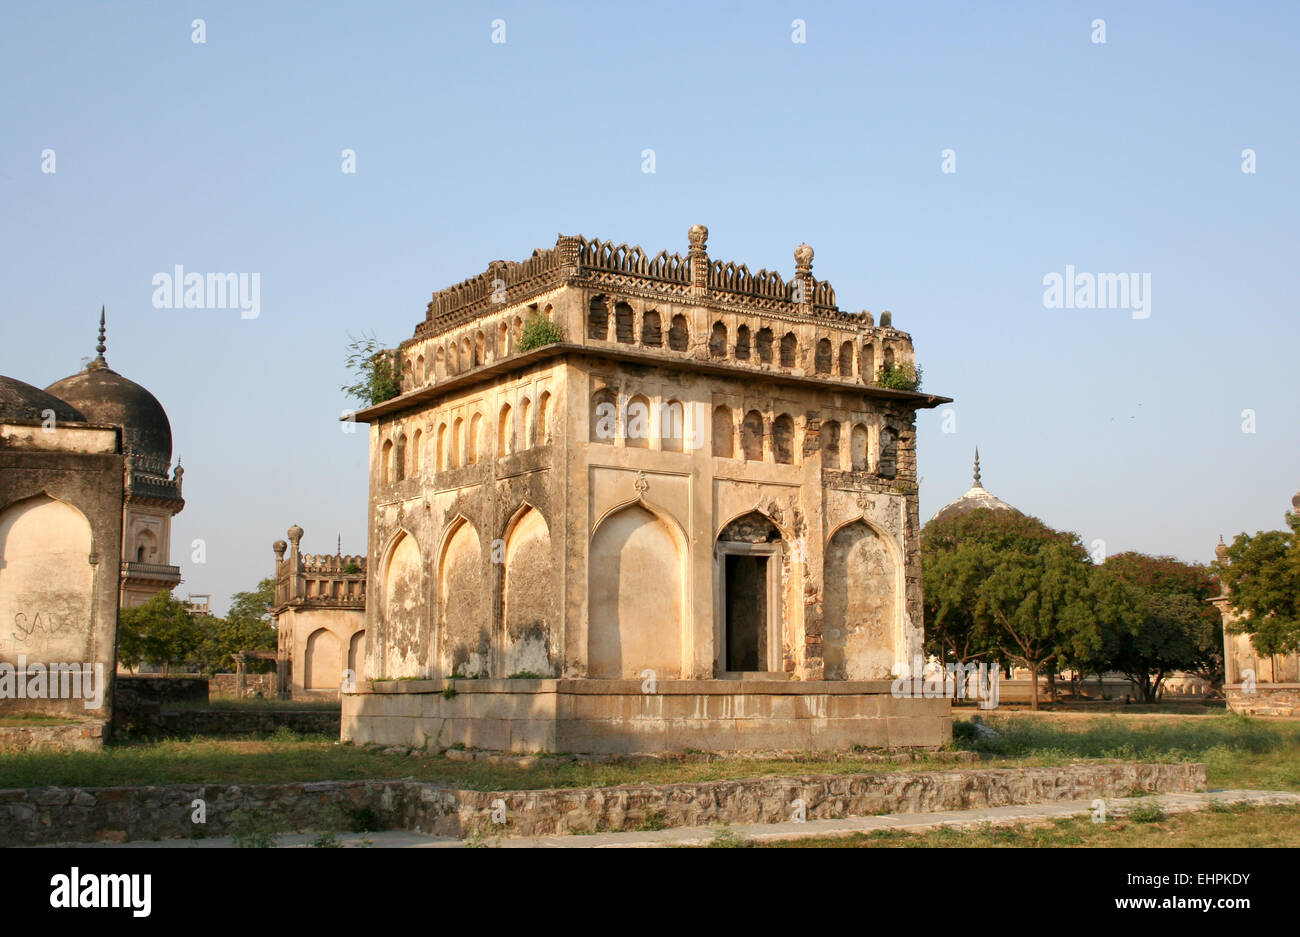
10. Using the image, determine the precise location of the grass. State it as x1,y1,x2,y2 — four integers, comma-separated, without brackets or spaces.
0,714,82,726
0,712,1296,793
954,712,1300,792
753,803,1300,848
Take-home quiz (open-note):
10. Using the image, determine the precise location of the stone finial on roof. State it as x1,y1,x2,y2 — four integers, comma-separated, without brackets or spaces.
89,306,108,371
287,524,303,547
273,540,287,560
1215,535,1228,563
794,242,813,274
973,448,983,488
688,224,708,249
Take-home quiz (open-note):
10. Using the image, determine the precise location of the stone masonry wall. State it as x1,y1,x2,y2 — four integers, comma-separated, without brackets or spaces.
1225,685,1300,716
0,762,1205,846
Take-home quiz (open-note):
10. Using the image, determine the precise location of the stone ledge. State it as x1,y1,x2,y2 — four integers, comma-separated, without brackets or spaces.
359,678,899,696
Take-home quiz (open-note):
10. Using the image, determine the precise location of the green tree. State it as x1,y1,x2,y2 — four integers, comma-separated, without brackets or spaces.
341,332,400,406
1087,552,1223,700
1215,508,1300,657
118,592,203,674
194,578,277,674
921,509,1098,710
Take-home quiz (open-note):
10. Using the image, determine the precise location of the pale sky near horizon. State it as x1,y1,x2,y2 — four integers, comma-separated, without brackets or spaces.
3,2,1297,614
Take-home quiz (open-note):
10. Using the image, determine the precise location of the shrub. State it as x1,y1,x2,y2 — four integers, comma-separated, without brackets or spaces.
341,333,400,405
231,809,283,848
1127,801,1166,823
516,314,566,353
878,361,923,391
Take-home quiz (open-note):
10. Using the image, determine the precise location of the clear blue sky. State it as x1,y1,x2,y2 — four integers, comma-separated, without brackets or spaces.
3,2,1297,614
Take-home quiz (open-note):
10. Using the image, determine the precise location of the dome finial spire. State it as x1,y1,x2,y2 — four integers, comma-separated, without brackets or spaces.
973,447,983,488
89,305,108,370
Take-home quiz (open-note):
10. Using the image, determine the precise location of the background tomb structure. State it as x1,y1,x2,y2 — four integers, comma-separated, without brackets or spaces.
45,310,186,611
1214,487,1300,716
271,525,367,699
343,225,953,753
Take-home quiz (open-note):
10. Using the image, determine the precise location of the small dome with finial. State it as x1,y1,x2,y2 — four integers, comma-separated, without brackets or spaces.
688,224,708,249
287,524,304,545
794,242,814,269
931,448,1021,524
1215,536,1229,563
46,307,174,461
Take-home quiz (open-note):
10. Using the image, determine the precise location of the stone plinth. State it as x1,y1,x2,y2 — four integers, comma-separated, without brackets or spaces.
1225,684,1300,716
341,678,951,753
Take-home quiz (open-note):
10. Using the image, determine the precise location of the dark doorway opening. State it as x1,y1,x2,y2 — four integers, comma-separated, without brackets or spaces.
725,554,767,671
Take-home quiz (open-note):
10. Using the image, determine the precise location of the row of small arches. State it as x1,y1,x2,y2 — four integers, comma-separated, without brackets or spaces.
587,391,898,472
587,296,897,378
406,305,556,386
381,392,552,483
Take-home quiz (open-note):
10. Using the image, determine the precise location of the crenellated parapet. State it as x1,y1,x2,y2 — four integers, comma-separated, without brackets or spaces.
395,226,918,397
273,525,367,613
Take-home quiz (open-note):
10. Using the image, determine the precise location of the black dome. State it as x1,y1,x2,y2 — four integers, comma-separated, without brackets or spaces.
45,366,172,461
0,375,87,424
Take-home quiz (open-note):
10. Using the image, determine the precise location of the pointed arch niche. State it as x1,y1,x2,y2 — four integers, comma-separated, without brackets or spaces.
587,502,684,678
380,530,422,677
823,519,897,680
502,505,557,676
0,494,95,661
439,518,488,677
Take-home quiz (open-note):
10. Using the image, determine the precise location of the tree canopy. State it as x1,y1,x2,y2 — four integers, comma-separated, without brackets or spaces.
1215,508,1300,657
1085,552,1222,701
923,508,1098,709
118,592,202,674
923,511,1220,707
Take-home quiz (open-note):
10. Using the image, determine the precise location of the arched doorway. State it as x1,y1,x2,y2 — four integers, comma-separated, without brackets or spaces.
714,512,783,674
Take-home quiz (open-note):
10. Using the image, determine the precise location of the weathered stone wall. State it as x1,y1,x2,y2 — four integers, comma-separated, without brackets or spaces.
115,707,338,739
0,762,1205,846
115,675,208,703
209,673,277,699
449,762,1207,837
343,679,951,753
1225,684,1300,716
0,433,125,728
0,722,104,753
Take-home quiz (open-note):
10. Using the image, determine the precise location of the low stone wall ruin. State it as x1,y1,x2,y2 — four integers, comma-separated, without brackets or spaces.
0,761,1206,846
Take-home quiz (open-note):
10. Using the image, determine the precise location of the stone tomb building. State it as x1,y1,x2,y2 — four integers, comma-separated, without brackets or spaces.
0,374,123,740
45,311,186,610
344,226,952,753
271,525,367,699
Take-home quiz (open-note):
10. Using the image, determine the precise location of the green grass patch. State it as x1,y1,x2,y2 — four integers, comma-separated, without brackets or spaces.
1,712,1296,794
757,804,1300,848
0,714,83,726
952,712,1300,792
